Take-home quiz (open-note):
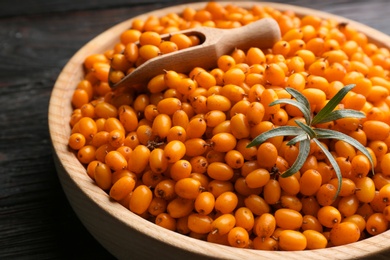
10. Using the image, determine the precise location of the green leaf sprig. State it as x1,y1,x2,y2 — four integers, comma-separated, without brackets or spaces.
247,84,375,197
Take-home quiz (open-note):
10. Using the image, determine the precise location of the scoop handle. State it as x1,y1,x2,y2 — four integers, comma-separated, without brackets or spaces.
111,18,280,89
216,17,281,55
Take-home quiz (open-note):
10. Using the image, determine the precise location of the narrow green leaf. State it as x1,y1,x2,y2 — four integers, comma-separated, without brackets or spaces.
285,87,310,112
312,109,365,125
315,128,375,173
281,138,310,177
295,120,316,139
287,133,309,146
247,126,304,148
270,98,311,124
311,84,356,125
313,138,342,198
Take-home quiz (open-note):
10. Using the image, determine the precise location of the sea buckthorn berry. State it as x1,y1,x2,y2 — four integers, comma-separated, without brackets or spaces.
194,70,217,89
127,144,150,174
246,47,265,65
328,178,356,197
149,148,169,174
108,129,125,148
299,169,322,196
369,141,388,158
174,178,202,200
278,230,307,251
92,62,110,82
316,183,337,206
207,180,234,198
170,33,192,49
204,110,226,127
236,139,257,161
223,68,246,86
330,222,360,246
189,156,208,174
184,138,208,157
373,173,390,190
261,88,280,115
170,159,192,181
263,63,286,86
210,132,237,153
351,154,371,179
220,84,245,102
303,230,327,250
154,179,176,201
111,169,136,184
275,208,303,230
195,191,215,215
105,150,127,172
381,153,390,177
338,195,360,217
187,213,213,234
94,162,112,190
109,176,136,201
164,140,186,163
378,184,390,206
77,145,97,165
245,168,270,189
166,125,187,143
343,214,366,233
156,97,182,115
224,150,244,169
212,214,236,236
234,177,263,196
355,177,376,203
230,113,250,139
235,207,255,232
120,29,141,44
207,162,234,181
280,195,303,212
217,55,236,72
167,197,194,219
215,191,238,214
246,102,265,127
155,213,176,231
230,100,251,117
278,174,300,196
69,133,86,150
227,227,250,248
206,94,231,111
186,117,207,139
138,44,161,62
317,206,342,228
263,179,281,205
244,194,270,216
254,212,276,238
301,215,323,233
257,142,278,169
272,40,290,56
252,236,278,251
78,117,98,141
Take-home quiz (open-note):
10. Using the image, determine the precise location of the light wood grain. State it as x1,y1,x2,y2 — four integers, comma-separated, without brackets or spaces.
48,2,390,259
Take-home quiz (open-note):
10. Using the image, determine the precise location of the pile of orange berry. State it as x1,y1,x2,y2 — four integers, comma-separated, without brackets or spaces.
108,30,202,84
68,1,390,251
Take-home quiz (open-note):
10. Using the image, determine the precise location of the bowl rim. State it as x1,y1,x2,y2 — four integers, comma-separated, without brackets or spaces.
49,2,390,259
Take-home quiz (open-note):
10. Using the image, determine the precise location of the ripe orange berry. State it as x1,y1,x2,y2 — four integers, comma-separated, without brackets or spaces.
330,222,360,246
278,230,307,251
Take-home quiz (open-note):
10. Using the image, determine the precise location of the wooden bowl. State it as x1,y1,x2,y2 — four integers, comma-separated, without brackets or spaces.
49,2,390,259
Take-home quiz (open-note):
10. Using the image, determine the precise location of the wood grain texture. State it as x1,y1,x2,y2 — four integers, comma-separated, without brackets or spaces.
2,0,390,259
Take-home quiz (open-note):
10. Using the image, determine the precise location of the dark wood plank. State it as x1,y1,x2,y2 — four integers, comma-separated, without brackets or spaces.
0,0,390,259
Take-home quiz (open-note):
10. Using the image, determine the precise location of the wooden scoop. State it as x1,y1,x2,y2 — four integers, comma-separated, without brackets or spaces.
109,17,281,89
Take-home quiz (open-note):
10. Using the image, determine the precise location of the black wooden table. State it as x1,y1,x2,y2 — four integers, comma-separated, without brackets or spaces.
1,0,390,259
